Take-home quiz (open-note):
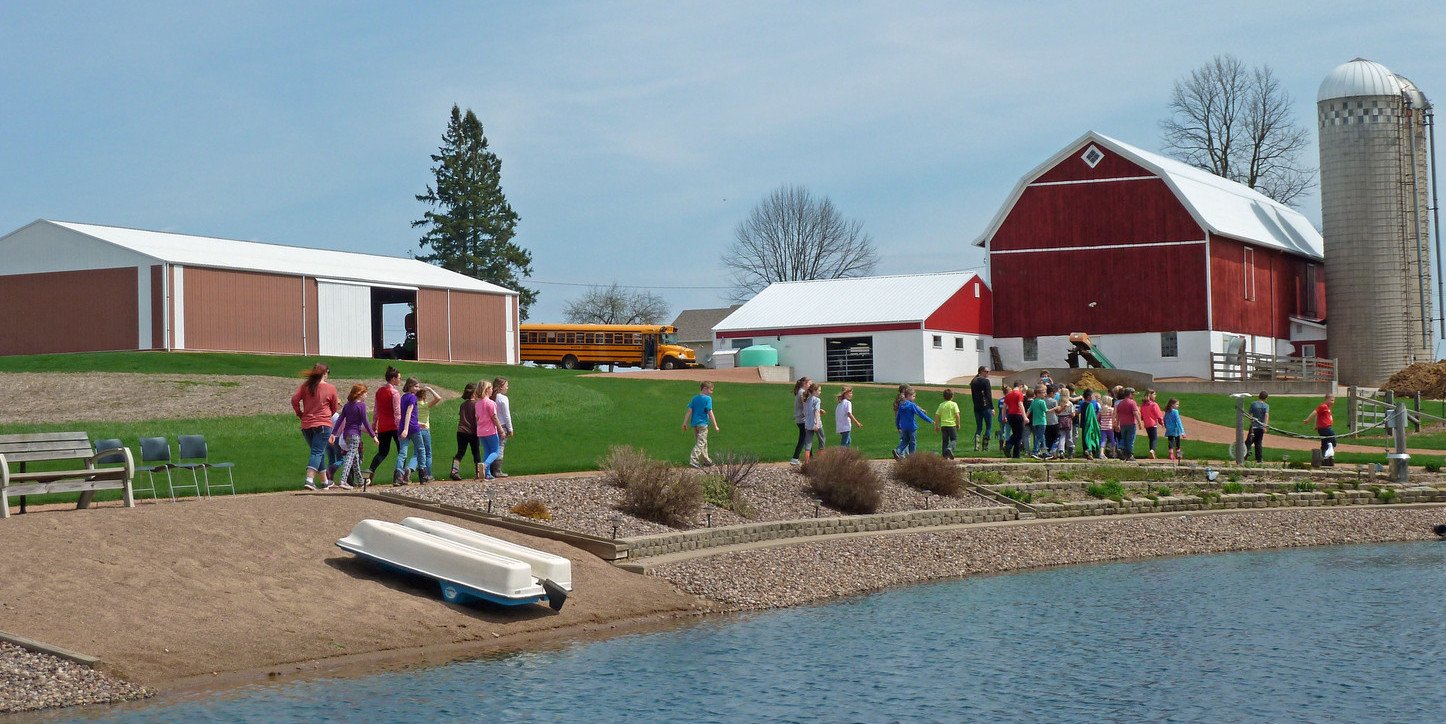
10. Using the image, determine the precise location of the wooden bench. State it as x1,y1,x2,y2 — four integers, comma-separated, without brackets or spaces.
0,432,135,519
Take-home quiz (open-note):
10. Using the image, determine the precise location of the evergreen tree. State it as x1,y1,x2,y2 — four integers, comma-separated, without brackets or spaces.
414,105,538,317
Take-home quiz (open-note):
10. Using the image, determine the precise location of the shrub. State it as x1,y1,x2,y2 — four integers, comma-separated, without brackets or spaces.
802,447,882,514
509,499,552,521
970,470,1005,486
1376,487,1397,503
893,452,963,496
1085,480,1126,502
1325,489,1337,500
1287,461,1308,470
1425,462,1441,473
623,465,704,526
1155,485,1172,496
714,451,760,488
1194,490,1220,504
1056,471,1074,481
998,487,1033,503
699,474,756,518
599,445,664,488
1221,482,1245,495
1227,473,1242,484
1292,481,1317,492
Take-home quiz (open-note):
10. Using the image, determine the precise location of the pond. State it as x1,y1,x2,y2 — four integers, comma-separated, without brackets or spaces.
91,542,1444,722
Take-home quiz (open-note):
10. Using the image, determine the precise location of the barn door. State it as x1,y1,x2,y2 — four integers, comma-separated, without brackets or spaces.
316,281,373,357
826,336,874,382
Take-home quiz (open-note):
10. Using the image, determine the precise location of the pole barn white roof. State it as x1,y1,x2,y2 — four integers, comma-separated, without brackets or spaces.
27,220,516,295
973,131,1324,261
714,271,982,333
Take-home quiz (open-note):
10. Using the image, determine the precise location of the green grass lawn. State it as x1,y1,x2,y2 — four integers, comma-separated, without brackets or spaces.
2,351,1441,505
1168,391,1446,450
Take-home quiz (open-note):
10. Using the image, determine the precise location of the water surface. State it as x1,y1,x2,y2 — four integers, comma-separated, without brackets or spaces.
92,542,1445,723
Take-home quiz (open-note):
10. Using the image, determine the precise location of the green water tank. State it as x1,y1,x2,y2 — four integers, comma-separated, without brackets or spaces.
737,344,779,367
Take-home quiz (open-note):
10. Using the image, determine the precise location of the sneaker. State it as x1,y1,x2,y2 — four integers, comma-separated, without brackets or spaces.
689,461,702,469
789,458,801,466
891,450,900,460
497,473,509,478
337,481,354,490
1031,453,1044,460
303,481,316,491
321,483,335,491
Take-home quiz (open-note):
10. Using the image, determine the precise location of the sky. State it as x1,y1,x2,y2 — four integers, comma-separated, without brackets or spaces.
2,1,1443,333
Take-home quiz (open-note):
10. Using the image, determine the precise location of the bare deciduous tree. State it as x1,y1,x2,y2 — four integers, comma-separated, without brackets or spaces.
1160,54,1315,206
723,184,878,302
562,283,670,325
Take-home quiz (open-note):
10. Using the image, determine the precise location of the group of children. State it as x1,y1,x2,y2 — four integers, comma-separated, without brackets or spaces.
989,371,1186,462
772,376,966,463
290,364,516,491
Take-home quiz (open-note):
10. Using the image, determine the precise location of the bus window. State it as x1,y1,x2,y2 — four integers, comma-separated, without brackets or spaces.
547,332,556,342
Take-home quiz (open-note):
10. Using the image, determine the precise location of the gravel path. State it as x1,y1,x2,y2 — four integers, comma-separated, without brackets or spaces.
652,507,1445,610
394,463,996,538
0,642,151,714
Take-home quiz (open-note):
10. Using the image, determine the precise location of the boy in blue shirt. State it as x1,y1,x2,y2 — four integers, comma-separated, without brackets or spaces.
682,381,720,468
892,387,934,459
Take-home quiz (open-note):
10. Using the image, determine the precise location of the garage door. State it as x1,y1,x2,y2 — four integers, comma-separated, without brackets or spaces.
316,281,372,357
826,336,874,382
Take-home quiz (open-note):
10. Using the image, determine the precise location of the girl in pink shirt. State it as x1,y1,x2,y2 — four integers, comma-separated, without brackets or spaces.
473,380,504,481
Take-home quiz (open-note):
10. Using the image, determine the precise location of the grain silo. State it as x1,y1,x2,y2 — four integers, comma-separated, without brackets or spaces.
1318,58,1436,386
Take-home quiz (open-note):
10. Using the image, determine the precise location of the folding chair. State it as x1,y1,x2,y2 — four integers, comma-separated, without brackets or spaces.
178,434,235,496
95,438,149,500
140,437,200,500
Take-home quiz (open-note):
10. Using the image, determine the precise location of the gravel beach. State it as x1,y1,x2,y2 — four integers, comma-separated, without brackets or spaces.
0,642,151,715
396,462,996,538
651,507,1446,610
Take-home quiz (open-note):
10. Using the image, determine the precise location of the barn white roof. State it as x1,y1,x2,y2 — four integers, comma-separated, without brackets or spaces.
973,131,1324,261
714,271,982,333
39,220,516,294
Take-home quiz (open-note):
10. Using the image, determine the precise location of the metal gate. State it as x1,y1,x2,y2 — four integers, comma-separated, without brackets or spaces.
826,336,874,382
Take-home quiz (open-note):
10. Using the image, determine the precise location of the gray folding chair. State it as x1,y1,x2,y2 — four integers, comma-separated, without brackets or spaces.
178,435,235,496
95,438,149,499
140,437,200,500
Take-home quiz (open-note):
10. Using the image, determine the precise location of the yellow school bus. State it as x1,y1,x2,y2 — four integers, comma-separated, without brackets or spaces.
519,324,700,370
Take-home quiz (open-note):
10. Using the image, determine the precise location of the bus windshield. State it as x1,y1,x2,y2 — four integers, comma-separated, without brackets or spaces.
662,332,679,345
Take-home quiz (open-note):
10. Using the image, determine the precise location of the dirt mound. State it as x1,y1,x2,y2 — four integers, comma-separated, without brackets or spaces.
1072,372,1108,393
1383,361,1446,400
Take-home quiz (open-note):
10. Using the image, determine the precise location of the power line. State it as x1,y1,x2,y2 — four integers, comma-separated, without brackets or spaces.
529,280,733,290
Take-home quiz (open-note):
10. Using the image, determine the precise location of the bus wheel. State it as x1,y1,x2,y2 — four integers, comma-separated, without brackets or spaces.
661,357,678,370
561,355,580,370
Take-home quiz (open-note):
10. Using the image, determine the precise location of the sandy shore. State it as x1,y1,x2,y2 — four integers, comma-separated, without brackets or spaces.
650,506,1446,610
0,494,703,691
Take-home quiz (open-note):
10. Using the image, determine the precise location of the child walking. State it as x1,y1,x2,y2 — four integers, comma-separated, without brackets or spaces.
394,378,421,485
450,383,479,480
1028,385,1049,458
835,386,862,446
1163,398,1186,461
406,382,442,483
474,380,504,481
801,382,825,461
1098,389,1117,459
682,381,720,468
1055,389,1075,459
893,387,934,459
330,383,377,490
490,377,514,478
935,389,962,459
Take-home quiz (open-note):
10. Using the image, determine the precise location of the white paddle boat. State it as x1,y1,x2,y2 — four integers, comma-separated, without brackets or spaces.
337,518,571,611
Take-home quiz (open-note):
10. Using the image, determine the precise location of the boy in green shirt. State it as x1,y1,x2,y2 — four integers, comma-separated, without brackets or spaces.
1028,386,1049,459
935,389,962,459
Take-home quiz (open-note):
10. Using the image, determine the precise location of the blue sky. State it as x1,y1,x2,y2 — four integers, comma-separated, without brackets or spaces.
2,1,1442,327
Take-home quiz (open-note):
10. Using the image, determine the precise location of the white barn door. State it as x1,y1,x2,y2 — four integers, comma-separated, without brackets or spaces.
316,281,372,357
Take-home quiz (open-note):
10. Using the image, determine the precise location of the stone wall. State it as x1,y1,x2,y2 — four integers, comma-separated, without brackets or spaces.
1030,486,1442,518
623,506,1018,559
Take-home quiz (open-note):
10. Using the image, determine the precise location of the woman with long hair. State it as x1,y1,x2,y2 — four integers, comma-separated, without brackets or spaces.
789,377,812,465
450,382,479,480
290,363,339,490
330,383,378,489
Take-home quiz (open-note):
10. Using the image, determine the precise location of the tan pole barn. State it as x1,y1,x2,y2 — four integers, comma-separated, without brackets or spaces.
0,220,519,364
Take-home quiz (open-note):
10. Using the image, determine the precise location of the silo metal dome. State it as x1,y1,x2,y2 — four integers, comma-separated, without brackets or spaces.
1318,58,1404,101
1317,58,1435,385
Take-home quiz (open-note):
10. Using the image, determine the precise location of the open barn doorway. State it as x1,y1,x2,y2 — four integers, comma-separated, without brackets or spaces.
371,286,418,360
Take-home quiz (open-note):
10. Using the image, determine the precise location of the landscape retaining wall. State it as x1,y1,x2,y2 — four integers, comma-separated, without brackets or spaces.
623,506,1018,559
1028,487,1442,518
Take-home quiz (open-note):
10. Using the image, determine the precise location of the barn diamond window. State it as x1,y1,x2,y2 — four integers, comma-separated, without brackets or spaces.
1081,145,1104,168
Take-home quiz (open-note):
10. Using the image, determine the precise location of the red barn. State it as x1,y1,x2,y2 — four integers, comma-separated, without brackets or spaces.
975,132,1326,378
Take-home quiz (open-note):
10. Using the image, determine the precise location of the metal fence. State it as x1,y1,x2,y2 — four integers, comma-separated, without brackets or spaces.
1208,352,1337,383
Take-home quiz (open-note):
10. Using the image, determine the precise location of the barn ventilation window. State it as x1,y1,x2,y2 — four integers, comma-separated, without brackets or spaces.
1023,337,1038,362
1081,145,1104,168
932,335,943,349
954,337,964,351
1161,331,1178,358
1243,247,1256,301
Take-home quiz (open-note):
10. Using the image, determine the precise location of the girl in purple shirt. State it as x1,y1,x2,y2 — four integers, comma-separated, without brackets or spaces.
330,384,378,490
394,378,422,485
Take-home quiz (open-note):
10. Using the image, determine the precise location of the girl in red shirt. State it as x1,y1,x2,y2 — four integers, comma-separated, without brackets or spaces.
1140,389,1165,459
367,366,403,485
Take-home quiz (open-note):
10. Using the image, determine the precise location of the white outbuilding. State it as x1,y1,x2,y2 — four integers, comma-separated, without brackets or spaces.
712,272,993,384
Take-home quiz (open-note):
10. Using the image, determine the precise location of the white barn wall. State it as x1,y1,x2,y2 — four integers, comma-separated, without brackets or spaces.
719,328,980,385
0,222,154,274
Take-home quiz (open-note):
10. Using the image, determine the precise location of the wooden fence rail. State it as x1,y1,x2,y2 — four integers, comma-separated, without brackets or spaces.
1209,352,1337,383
